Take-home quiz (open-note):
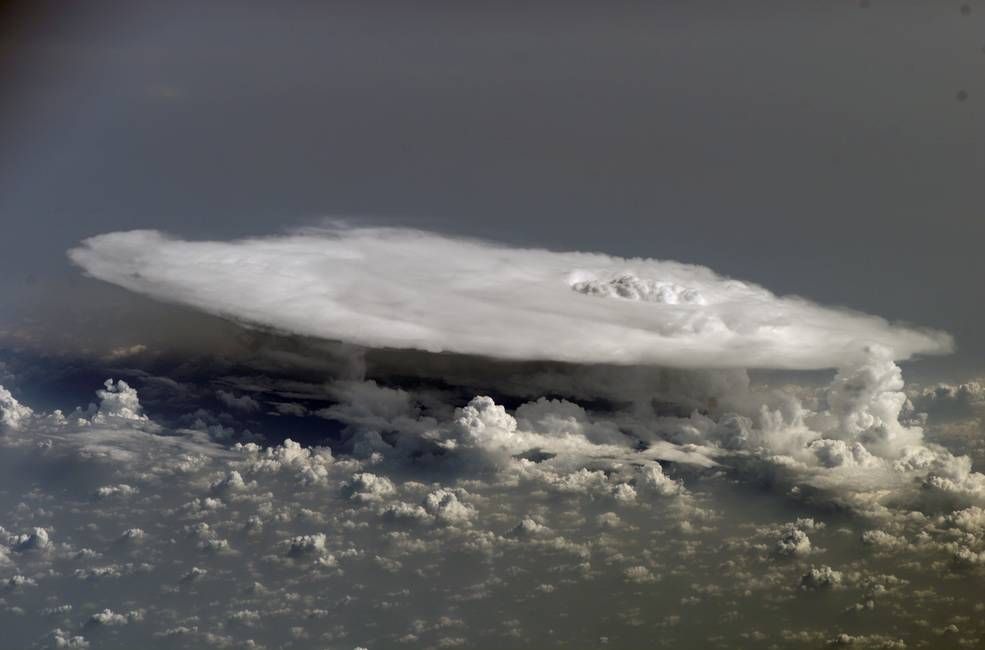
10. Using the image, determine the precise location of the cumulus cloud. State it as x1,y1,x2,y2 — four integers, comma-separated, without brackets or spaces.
10,528,52,553
86,608,141,627
94,484,139,499
92,380,148,423
423,489,475,525
1,377,984,648
282,533,334,565
0,386,33,431
773,526,813,557
800,565,843,590
68,227,951,370
49,629,89,648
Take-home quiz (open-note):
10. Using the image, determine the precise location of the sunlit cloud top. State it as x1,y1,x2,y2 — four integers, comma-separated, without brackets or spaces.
69,226,952,370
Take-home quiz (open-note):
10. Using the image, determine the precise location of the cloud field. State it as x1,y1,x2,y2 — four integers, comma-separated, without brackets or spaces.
0,227,979,647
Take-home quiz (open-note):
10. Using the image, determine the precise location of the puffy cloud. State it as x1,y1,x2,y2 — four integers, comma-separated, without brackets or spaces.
346,472,397,503
10,528,52,553
94,484,139,499
773,525,813,557
68,227,951,370
237,438,334,485
505,518,552,539
6,574,37,589
118,528,146,542
635,464,683,497
283,533,328,557
808,439,879,469
800,565,843,590
446,396,519,451
612,483,638,504
910,380,985,421
941,506,985,534
281,533,337,566
515,398,625,446
179,567,208,583
86,609,141,627
92,379,148,423
0,378,983,648
49,629,89,648
209,470,250,494
810,348,923,456
433,394,715,472
0,385,33,431
860,530,909,551
380,501,431,524
423,489,475,525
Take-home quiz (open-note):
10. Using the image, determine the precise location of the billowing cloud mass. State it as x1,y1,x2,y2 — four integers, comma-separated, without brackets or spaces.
68,227,951,370
0,224,967,648
3,365,985,648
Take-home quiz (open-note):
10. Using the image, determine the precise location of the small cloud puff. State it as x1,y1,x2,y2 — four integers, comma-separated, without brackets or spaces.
800,565,843,590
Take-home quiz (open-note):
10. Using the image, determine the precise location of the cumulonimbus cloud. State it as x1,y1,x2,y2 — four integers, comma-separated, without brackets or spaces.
68,226,952,370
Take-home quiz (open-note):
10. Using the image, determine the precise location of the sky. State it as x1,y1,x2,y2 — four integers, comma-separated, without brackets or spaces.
2,2,985,649
1,0,983,377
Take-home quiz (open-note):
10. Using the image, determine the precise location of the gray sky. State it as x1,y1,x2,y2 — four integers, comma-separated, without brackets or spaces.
1,0,982,377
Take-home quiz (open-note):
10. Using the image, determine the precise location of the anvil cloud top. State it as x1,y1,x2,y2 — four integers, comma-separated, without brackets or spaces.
69,226,952,370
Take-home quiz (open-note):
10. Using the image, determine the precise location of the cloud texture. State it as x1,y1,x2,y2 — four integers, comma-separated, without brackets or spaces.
3,372,985,649
68,227,951,370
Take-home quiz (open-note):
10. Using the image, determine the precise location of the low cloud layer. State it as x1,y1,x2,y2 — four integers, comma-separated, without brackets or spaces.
68,227,952,370
3,368,985,648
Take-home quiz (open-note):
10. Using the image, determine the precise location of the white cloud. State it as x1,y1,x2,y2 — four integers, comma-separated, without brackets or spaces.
118,528,146,542
68,227,951,370
773,525,813,557
92,380,148,423
1,378,984,647
94,484,139,499
236,438,334,485
10,528,52,553
281,533,336,566
50,629,89,648
209,470,250,494
800,565,843,590
346,472,397,503
86,609,139,627
423,489,475,525
0,386,33,431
